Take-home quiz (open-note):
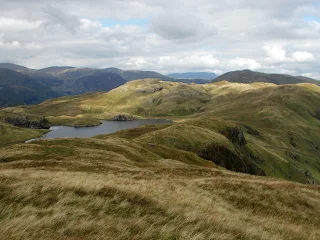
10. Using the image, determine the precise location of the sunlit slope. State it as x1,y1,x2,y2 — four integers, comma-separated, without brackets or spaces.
30,79,320,124
0,107,49,146
26,79,320,183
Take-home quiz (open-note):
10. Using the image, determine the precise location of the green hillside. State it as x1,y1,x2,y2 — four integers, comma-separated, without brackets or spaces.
214,69,319,84
1,79,320,239
22,79,320,184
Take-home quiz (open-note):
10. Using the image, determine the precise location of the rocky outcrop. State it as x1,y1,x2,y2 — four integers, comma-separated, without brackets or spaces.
220,127,246,147
112,114,135,121
312,109,320,120
198,144,266,176
5,117,50,129
136,86,163,94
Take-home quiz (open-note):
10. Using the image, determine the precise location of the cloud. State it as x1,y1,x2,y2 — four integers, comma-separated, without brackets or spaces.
0,17,41,31
0,0,318,78
42,6,81,34
264,45,316,63
229,57,262,70
264,46,291,63
150,13,217,41
292,51,315,62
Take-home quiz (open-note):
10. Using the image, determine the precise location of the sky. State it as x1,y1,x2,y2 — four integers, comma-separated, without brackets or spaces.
0,0,319,78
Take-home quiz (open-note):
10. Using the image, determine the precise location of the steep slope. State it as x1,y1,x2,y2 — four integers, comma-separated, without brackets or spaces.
167,72,218,80
27,79,320,183
0,68,62,107
37,66,75,76
104,68,172,81
0,63,33,72
214,69,319,84
69,72,127,94
15,66,128,95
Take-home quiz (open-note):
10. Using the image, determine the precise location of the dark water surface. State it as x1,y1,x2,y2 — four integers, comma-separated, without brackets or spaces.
26,119,171,142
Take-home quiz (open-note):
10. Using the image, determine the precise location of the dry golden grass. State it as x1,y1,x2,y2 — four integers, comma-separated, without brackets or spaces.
0,137,320,240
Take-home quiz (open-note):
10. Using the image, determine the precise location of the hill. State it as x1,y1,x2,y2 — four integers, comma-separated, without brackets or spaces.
0,65,129,102
69,72,127,94
167,71,218,80
1,80,320,239
214,69,319,84
24,79,320,184
0,63,34,73
0,68,62,107
104,68,172,81
0,63,175,96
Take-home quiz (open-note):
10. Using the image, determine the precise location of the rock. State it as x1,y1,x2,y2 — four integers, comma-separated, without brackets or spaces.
198,144,266,176
304,170,311,177
220,127,246,146
243,125,261,137
5,117,50,129
112,114,135,121
136,86,163,94
312,109,320,120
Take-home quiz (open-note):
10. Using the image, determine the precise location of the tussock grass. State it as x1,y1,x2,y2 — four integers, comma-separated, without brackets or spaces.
0,154,319,240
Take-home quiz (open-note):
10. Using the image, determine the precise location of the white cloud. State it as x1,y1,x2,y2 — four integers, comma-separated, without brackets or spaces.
0,1,319,77
264,46,290,63
229,57,262,70
292,51,315,62
264,46,316,64
0,17,41,31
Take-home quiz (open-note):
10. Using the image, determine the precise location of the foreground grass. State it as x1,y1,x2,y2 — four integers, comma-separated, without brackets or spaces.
0,137,320,239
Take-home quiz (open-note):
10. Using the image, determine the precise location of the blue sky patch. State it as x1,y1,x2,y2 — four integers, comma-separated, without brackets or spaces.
303,16,320,22
98,18,149,27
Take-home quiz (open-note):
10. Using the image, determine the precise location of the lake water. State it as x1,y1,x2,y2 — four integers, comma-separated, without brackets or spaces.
26,119,172,142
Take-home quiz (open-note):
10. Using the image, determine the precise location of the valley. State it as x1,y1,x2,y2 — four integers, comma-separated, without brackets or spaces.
2,1,320,239
1,77,320,239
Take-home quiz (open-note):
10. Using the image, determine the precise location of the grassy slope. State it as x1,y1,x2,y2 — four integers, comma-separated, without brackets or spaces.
0,137,320,240
1,80,320,239
0,107,49,146
26,79,320,183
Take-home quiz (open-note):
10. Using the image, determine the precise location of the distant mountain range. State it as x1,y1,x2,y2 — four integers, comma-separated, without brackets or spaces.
0,68,62,107
0,63,318,107
213,69,319,84
167,72,218,80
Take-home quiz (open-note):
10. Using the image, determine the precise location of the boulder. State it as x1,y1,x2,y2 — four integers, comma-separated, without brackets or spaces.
5,117,50,129
112,114,135,121
220,127,246,147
